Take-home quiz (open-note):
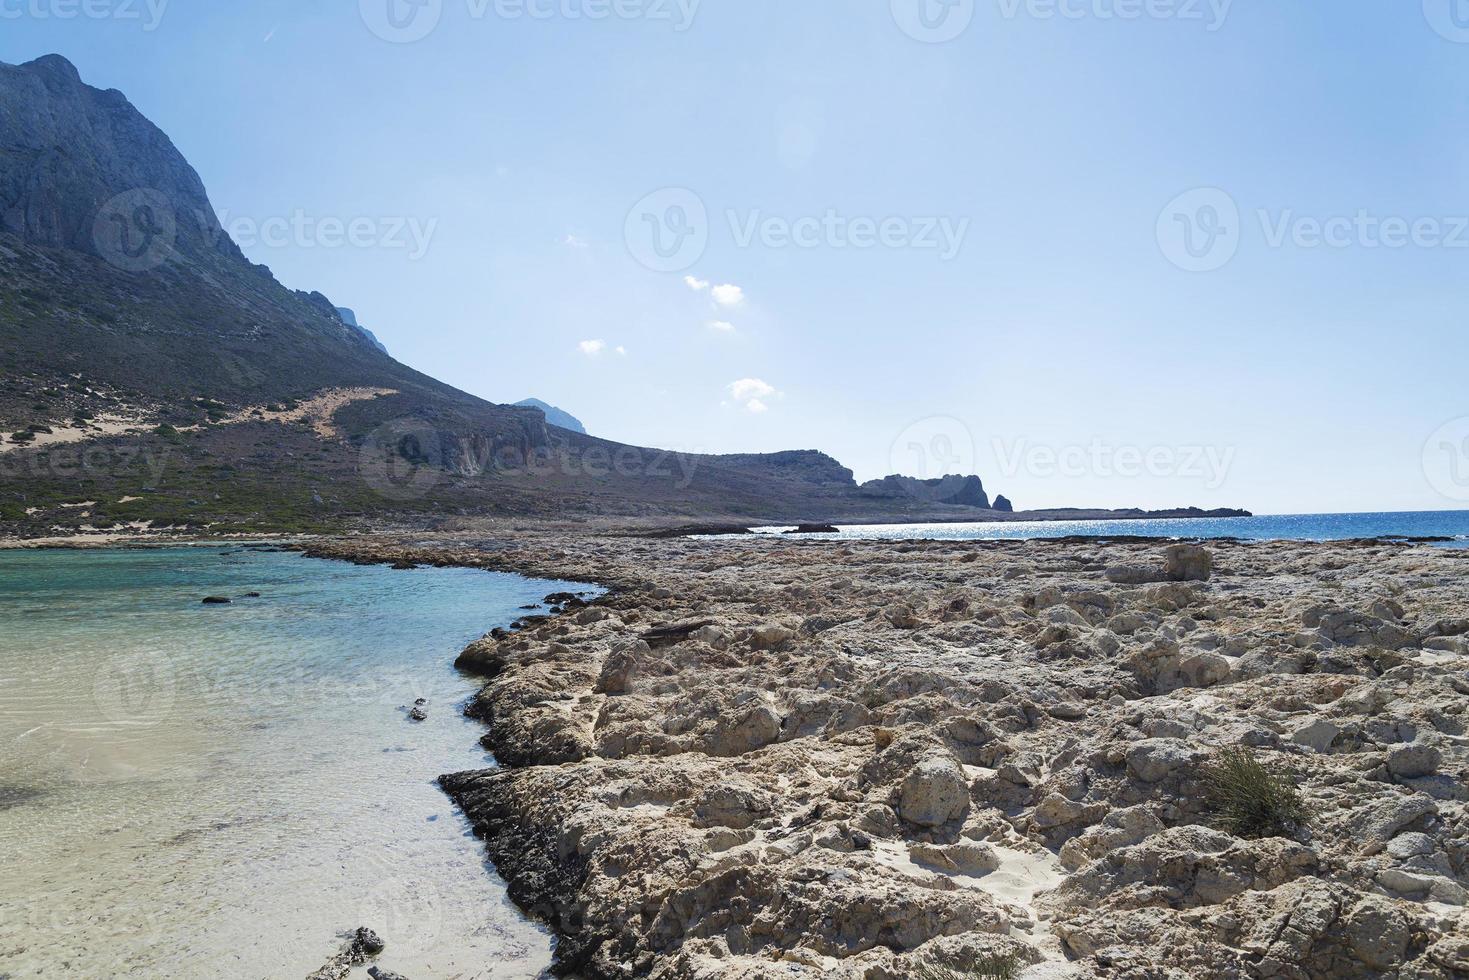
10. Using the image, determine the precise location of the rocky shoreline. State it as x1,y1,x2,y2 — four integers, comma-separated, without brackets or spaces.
299,531,1469,979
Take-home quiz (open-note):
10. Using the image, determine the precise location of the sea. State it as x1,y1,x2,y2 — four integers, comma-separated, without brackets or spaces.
753,511,1469,545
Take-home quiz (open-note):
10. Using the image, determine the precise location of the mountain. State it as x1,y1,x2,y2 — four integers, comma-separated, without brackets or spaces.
0,54,1017,535
335,307,389,355
515,398,586,434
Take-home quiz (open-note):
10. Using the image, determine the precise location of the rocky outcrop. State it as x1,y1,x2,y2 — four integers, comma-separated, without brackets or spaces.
300,533,1469,979
860,474,996,508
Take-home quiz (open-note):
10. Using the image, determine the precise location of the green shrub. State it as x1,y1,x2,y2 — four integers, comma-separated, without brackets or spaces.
910,952,1023,980
1201,747,1308,839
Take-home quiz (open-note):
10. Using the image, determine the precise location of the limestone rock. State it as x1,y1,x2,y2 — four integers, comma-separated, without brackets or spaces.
898,756,971,828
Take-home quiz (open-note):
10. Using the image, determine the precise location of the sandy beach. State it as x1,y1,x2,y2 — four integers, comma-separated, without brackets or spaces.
286,529,1469,979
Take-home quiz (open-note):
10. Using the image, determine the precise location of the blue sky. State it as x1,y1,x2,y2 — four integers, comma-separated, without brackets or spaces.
6,1,1469,514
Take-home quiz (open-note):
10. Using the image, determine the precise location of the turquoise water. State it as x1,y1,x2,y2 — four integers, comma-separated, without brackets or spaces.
755,511,1469,544
0,547,596,979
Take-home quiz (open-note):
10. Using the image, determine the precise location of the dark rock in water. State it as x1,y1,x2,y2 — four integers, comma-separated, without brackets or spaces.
0,783,47,811
544,592,579,605
784,524,840,535
519,604,540,611
306,926,385,980
391,562,417,571
353,928,385,956
993,495,1014,513
414,698,427,706
244,591,262,598
368,968,410,980
408,706,428,722
201,596,231,605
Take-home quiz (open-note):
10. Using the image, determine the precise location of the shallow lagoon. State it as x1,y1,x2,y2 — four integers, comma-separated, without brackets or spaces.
0,547,595,979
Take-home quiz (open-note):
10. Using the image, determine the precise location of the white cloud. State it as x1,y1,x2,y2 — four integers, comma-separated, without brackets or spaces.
562,233,589,249
711,284,745,307
684,275,710,291
578,339,607,356
707,320,736,333
615,345,627,356
728,377,778,413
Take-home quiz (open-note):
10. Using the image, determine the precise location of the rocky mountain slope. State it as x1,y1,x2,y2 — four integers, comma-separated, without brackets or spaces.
0,54,1247,537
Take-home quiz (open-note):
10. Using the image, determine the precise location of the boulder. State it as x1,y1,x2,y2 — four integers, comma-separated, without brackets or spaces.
898,755,971,828
750,625,794,650
1290,717,1342,753
1126,738,1201,783
1164,544,1213,582
1386,743,1441,779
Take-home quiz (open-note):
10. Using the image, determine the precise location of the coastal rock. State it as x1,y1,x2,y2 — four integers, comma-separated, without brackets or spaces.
1105,564,1164,585
1164,544,1213,582
1126,738,1202,783
749,625,794,650
307,533,1469,979
898,755,971,828
1386,742,1441,779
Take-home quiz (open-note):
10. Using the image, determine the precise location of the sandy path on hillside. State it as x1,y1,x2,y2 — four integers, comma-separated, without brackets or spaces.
0,415,151,455
0,387,397,456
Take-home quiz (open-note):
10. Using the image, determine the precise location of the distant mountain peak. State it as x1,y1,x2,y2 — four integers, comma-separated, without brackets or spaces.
334,307,389,355
516,398,586,434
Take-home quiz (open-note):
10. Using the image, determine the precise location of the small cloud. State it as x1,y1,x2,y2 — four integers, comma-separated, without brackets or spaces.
263,25,278,42
684,275,710,291
711,284,745,307
707,320,736,333
615,345,627,356
728,377,778,413
578,339,607,356
562,234,589,249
